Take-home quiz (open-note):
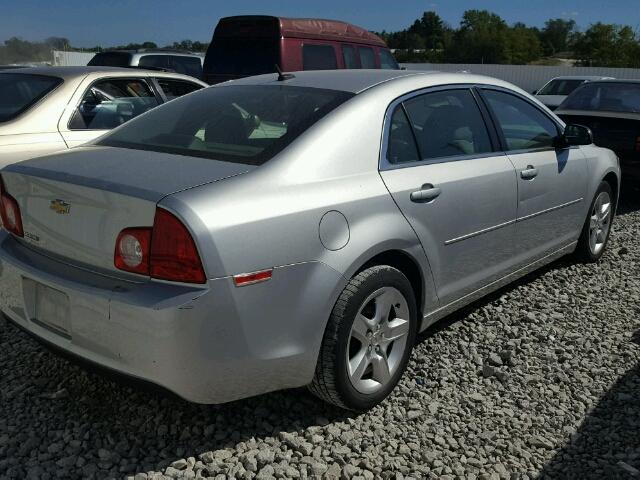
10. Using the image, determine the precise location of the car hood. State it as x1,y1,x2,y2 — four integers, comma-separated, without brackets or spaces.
2,145,255,203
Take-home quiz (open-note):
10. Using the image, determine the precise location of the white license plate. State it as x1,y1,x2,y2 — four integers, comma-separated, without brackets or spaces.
34,283,70,335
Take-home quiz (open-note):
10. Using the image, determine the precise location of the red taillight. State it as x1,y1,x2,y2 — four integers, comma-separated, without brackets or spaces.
149,208,206,284
114,208,206,284
114,228,151,275
0,176,24,237
233,269,273,287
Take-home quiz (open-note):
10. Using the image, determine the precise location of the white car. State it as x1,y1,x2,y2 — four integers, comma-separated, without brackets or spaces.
534,76,614,110
0,66,207,168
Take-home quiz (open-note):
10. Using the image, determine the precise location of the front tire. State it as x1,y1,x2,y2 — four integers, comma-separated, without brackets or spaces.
309,265,418,411
575,181,614,263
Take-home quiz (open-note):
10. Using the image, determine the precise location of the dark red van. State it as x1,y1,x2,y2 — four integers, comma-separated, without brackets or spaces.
203,16,399,84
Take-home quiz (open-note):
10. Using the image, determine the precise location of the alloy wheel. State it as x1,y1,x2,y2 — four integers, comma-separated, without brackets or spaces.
346,286,411,394
589,191,612,255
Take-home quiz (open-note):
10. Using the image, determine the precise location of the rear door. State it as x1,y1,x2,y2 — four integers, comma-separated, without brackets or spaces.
379,87,518,304
479,88,587,263
58,76,161,147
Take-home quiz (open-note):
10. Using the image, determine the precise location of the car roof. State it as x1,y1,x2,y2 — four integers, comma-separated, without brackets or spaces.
223,69,517,94
548,76,613,81
0,66,207,84
579,79,640,85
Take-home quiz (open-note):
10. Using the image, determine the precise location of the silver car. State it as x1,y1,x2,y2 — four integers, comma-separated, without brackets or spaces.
0,70,619,410
0,66,207,168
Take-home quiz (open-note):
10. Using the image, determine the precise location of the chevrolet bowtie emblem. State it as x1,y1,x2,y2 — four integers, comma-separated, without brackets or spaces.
50,199,71,215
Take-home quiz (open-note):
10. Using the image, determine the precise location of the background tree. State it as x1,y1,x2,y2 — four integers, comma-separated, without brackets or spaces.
539,18,576,55
573,23,640,67
447,10,510,63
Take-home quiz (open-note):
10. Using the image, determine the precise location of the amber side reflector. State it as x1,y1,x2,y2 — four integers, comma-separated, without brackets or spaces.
233,269,273,287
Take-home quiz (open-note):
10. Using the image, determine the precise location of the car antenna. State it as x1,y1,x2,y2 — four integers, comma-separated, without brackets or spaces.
275,64,295,81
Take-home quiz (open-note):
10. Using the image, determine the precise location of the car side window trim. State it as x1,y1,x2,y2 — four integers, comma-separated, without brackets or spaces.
67,76,160,131
379,84,504,171
476,86,565,154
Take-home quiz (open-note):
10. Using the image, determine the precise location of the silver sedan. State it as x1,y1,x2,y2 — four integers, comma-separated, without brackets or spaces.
0,70,619,410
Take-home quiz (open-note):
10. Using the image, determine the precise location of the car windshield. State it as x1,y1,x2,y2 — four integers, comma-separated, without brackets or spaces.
559,82,640,113
0,73,62,123
98,84,354,165
204,38,279,76
538,79,585,96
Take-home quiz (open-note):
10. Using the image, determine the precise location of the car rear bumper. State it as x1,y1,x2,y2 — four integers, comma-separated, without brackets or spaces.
0,233,345,404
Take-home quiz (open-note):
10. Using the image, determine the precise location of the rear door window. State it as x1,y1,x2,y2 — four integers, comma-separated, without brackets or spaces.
156,79,203,100
0,73,62,123
302,44,338,70
402,89,493,160
358,47,376,69
69,78,159,130
380,49,399,70
342,45,359,69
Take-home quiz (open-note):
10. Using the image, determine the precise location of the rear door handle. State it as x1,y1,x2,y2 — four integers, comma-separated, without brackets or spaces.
410,184,441,203
521,165,538,180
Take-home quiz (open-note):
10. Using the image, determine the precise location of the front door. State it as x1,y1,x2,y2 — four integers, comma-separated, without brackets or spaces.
379,88,518,304
480,88,588,264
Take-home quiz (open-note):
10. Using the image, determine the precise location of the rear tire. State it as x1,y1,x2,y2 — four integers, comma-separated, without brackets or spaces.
308,265,418,411
575,181,614,263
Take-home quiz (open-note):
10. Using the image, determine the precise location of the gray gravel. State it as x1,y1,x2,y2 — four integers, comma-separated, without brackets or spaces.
1,187,640,480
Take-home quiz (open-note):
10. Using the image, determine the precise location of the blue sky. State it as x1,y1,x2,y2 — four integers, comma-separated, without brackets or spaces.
1,0,638,47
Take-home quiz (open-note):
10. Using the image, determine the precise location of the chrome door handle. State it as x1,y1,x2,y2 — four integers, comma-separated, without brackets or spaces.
521,165,538,180
410,184,441,203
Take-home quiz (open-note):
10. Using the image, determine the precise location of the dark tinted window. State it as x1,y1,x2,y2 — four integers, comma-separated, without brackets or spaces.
380,50,399,70
168,56,203,78
387,107,419,164
483,89,558,150
359,47,376,69
138,55,168,69
157,79,203,100
302,44,337,70
342,45,359,69
559,82,640,113
403,89,492,160
204,38,279,76
99,85,354,165
88,52,132,67
538,79,585,96
0,73,62,123
69,79,159,130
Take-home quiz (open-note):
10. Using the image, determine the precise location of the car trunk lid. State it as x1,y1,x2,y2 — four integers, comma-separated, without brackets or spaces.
2,146,254,276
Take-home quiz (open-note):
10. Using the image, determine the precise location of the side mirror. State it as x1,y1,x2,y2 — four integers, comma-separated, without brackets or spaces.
556,124,593,148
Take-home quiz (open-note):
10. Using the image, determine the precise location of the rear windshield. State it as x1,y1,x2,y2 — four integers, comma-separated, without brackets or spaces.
538,79,585,96
204,38,279,76
559,82,640,113
0,73,62,123
99,85,354,165
88,52,132,67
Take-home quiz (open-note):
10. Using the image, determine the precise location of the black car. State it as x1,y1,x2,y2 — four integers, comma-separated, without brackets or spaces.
556,80,640,180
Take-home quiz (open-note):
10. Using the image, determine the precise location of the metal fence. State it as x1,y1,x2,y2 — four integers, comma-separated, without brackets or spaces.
402,63,640,92
52,50,95,66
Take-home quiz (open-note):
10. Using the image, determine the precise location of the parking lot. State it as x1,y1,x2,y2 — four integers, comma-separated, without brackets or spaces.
0,184,637,479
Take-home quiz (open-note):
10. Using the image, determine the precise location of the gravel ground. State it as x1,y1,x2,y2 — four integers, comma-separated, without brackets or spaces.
1,186,640,480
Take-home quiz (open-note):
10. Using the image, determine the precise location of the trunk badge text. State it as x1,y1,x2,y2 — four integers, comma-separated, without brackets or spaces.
50,199,71,215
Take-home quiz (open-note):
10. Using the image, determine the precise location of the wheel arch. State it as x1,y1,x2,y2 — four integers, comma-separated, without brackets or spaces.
353,249,426,319
602,170,619,214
